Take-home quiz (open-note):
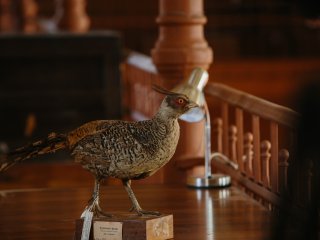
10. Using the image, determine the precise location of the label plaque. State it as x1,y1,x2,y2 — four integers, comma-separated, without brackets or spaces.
93,221,123,240
75,214,173,240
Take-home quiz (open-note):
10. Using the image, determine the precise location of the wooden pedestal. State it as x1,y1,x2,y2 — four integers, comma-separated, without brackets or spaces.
74,213,173,240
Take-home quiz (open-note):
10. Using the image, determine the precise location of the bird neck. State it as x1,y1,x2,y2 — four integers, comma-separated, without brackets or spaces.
154,106,180,122
153,109,179,134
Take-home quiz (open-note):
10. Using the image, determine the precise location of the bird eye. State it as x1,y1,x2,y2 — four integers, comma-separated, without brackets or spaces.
176,98,185,105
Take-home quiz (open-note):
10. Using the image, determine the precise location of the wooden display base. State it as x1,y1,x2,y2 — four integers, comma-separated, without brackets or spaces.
74,213,173,240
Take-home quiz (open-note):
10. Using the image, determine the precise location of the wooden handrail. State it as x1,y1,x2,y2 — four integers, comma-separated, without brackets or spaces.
205,82,299,128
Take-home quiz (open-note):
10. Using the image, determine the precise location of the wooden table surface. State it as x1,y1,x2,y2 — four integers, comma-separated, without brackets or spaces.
0,185,271,240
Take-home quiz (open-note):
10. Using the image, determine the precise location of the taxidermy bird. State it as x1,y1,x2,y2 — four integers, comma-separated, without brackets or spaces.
0,85,198,217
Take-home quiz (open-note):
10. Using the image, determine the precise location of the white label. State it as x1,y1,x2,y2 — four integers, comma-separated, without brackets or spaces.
93,221,123,240
81,211,93,240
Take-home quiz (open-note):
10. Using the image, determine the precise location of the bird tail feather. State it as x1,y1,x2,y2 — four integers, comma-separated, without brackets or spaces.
0,132,67,172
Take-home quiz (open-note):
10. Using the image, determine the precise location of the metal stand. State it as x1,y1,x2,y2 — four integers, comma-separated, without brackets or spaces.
187,102,231,188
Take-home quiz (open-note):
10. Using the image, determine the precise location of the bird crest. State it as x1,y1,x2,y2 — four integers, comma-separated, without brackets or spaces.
152,85,183,97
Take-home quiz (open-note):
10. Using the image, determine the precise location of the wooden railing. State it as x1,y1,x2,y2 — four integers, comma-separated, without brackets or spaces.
204,83,299,208
124,51,301,208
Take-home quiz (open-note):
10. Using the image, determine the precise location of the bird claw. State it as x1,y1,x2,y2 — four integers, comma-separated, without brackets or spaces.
135,209,161,217
82,198,113,218
94,208,113,218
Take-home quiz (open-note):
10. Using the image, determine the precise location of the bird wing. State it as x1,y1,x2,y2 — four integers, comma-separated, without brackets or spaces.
71,121,146,166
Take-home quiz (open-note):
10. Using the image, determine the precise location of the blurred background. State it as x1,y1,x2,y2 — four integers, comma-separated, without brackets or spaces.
15,0,320,106
0,0,319,188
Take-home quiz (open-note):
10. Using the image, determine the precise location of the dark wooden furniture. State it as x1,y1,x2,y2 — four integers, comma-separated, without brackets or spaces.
0,185,271,240
0,32,122,147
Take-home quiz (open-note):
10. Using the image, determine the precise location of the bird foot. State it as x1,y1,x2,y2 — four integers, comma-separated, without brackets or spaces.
135,209,161,217
81,200,113,218
94,208,113,218
81,206,113,218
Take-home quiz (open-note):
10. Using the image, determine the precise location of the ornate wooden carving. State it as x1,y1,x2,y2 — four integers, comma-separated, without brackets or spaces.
244,132,254,177
270,122,279,192
221,103,229,157
235,108,244,172
229,125,237,163
151,0,213,87
261,140,271,188
252,115,261,182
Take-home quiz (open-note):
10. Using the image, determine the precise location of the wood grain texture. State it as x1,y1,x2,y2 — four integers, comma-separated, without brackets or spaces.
0,185,271,240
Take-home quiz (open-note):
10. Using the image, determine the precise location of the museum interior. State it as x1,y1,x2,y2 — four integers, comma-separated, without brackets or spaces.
0,0,319,239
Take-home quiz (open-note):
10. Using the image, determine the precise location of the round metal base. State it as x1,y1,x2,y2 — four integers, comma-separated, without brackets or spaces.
187,174,231,188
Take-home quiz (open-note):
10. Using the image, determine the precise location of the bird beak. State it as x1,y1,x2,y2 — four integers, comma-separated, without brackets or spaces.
187,101,199,109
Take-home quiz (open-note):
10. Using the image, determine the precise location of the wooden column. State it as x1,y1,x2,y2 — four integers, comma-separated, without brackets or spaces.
151,0,213,183
56,0,90,32
151,0,213,88
0,0,15,32
20,0,38,33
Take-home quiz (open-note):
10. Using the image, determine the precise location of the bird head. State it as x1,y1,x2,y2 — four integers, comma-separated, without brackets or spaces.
153,85,199,119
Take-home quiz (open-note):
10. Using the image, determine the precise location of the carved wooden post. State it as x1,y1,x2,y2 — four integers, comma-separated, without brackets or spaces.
56,0,90,32
21,0,38,33
151,0,213,183
244,132,253,177
0,0,15,32
151,0,213,88
229,125,237,163
261,140,271,188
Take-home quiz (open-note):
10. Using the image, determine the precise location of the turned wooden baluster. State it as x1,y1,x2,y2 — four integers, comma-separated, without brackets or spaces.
213,118,223,153
270,122,279,192
235,108,244,172
278,148,289,191
261,140,271,188
151,0,213,87
244,132,254,177
221,103,229,157
21,0,38,33
229,125,237,163
56,0,90,32
0,0,15,32
252,115,261,183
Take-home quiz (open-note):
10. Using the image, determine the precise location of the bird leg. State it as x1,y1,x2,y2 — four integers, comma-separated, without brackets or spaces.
81,178,112,218
122,179,161,216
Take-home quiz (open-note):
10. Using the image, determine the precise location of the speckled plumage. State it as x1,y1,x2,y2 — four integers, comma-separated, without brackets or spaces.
70,117,179,180
0,86,198,216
